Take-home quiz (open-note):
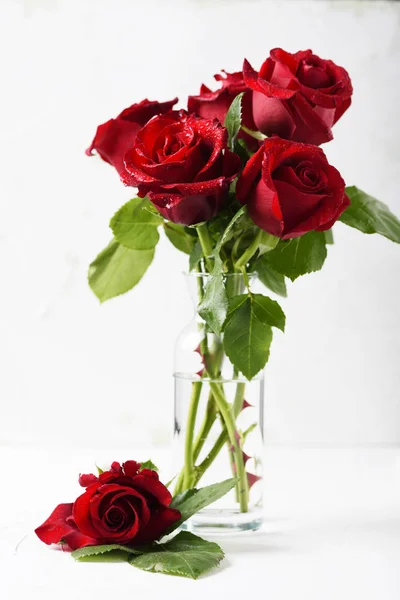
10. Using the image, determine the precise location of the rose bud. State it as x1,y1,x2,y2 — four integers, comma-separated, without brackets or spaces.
86,98,178,175
243,49,353,145
123,110,241,225
35,461,181,550
236,136,349,239
188,70,258,150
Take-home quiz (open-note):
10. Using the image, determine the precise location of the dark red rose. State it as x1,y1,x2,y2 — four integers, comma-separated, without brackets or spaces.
236,137,349,239
243,49,352,145
35,461,181,550
123,110,241,225
188,70,257,150
86,98,178,175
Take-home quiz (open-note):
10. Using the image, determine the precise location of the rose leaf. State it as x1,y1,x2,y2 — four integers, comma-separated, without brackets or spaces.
198,256,228,335
224,92,244,151
72,544,142,561
254,255,288,297
252,294,286,332
88,239,154,302
341,186,400,243
265,231,327,281
129,531,224,579
223,294,273,380
164,222,197,255
110,197,163,251
166,478,236,534
324,229,334,245
189,240,202,271
139,460,159,472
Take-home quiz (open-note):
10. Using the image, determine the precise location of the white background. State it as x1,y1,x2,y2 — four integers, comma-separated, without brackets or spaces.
1,2,400,599
1,0,400,449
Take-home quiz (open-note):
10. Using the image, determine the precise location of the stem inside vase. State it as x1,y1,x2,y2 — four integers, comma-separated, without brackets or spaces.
173,275,256,512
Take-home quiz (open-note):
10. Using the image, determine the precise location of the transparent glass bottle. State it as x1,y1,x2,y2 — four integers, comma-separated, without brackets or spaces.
172,273,264,532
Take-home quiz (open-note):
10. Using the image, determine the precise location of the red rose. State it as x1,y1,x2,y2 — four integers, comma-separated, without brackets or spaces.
236,137,349,239
35,461,181,550
243,49,353,145
188,70,257,150
123,110,241,225
86,98,178,175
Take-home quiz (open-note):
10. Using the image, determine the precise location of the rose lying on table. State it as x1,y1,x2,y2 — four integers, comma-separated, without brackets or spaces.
35,461,181,549
35,460,236,579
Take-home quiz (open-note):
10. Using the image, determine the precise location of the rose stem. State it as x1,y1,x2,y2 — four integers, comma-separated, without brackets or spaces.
179,222,215,490
194,380,246,488
192,339,223,460
240,125,267,141
235,229,278,270
208,381,249,512
182,380,203,489
235,229,263,269
196,223,214,272
177,262,211,494
182,273,249,506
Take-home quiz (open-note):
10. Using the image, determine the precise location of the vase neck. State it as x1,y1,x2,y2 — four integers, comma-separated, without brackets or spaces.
184,272,256,312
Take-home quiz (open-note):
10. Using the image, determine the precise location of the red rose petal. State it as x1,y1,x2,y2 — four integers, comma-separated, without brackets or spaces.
123,461,141,478
148,190,225,226
134,506,181,544
35,503,75,546
117,98,178,123
86,98,178,176
274,179,326,236
132,474,173,507
73,491,102,539
252,92,296,140
243,49,352,144
62,529,97,551
316,193,350,231
78,473,98,488
139,468,159,479
236,143,265,203
243,58,298,100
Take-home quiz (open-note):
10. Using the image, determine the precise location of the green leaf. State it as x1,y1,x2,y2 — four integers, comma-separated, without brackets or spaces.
254,255,287,297
252,294,285,332
139,460,159,472
165,475,177,489
189,240,202,271
266,231,327,281
96,464,104,475
198,206,248,333
129,531,224,580
164,222,196,254
110,197,163,250
223,295,273,379
218,205,247,249
341,186,400,243
72,543,141,561
257,231,280,256
224,92,244,151
324,229,334,245
234,138,253,162
88,239,154,302
167,478,236,534
198,256,228,335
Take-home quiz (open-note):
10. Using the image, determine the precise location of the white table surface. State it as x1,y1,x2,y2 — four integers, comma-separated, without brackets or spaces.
2,446,400,599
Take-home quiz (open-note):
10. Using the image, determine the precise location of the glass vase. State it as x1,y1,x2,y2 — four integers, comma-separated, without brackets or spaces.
172,273,264,533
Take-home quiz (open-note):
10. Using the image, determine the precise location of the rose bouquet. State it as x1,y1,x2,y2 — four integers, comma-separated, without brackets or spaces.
36,49,400,578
